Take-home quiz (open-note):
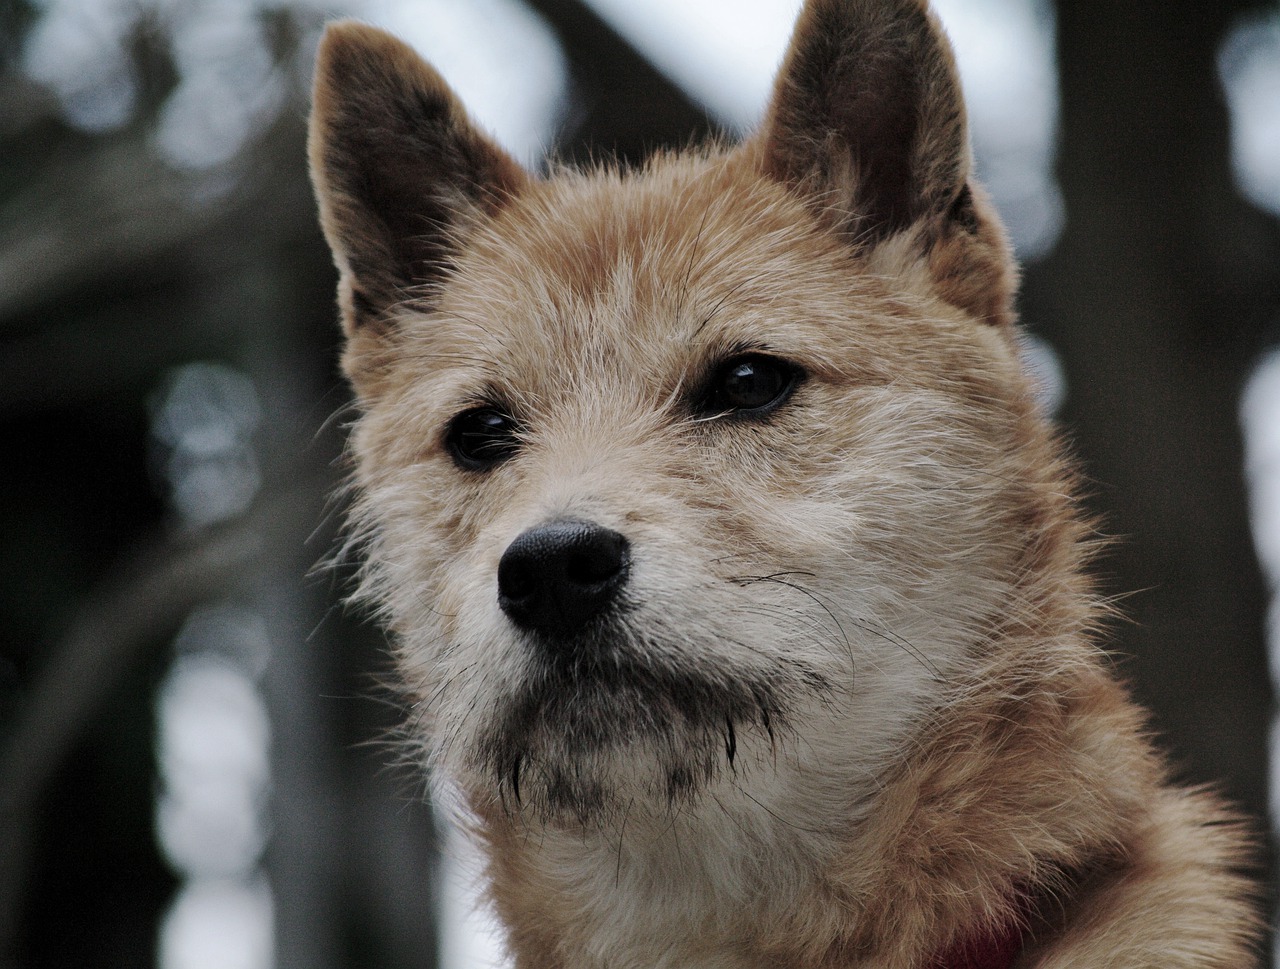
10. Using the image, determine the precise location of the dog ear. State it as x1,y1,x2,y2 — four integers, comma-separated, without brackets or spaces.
308,20,528,335
760,0,967,239
757,0,1015,324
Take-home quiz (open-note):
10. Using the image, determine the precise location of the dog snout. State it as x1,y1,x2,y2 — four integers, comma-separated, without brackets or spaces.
497,519,631,640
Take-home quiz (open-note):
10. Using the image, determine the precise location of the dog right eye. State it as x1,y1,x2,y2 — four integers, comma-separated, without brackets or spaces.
446,407,520,470
698,353,802,418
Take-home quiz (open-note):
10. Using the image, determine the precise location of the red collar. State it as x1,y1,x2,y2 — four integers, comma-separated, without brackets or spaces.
928,916,1026,969
928,885,1041,969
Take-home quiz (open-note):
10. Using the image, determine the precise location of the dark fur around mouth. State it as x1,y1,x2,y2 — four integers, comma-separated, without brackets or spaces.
471,633,831,823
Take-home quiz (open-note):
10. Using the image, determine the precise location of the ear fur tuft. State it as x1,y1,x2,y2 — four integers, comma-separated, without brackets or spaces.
755,0,1015,324
759,0,966,237
308,20,528,333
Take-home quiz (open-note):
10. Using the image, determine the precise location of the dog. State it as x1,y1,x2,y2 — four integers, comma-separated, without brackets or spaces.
307,1,1260,965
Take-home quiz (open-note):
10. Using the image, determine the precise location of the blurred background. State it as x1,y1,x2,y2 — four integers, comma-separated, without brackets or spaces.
1,0,1279,966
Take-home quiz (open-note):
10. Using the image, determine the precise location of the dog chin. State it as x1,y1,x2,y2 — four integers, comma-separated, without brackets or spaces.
464,633,818,825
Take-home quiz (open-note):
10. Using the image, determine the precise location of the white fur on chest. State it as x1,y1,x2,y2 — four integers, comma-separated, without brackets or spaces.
466,682,940,969
532,805,828,969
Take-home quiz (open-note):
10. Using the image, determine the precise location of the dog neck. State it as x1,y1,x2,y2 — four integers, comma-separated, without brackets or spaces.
933,926,1024,969
476,807,1060,969
927,892,1034,969
470,658,1142,969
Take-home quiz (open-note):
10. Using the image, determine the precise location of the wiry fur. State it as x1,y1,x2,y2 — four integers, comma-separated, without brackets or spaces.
308,2,1260,966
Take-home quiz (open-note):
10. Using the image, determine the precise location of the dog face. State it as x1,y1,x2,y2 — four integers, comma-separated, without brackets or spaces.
311,1,1040,828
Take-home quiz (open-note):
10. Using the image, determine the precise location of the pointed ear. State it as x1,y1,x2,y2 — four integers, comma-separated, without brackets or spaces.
757,0,1015,325
760,0,967,238
308,20,528,334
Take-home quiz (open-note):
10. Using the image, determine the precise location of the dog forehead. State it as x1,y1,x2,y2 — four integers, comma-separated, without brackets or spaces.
421,155,887,389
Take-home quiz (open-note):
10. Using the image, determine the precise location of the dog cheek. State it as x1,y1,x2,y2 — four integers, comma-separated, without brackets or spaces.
396,571,537,774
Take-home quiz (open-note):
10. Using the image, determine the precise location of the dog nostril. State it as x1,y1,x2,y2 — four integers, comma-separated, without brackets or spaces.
565,543,625,586
497,556,538,600
497,520,630,640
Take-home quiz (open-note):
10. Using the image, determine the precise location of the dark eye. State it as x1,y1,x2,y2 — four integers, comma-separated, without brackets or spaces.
703,354,800,416
447,407,519,470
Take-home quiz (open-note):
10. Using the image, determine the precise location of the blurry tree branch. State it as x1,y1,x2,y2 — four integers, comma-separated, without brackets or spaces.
1026,0,1280,824
0,471,328,961
0,139,216,325
0,114,319,412
522,0,714,164
0,76,58,139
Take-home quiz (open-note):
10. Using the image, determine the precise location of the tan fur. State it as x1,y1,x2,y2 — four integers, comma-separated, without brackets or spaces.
308,2,1260,966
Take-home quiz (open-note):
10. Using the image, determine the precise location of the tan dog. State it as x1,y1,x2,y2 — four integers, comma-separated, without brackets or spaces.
307,1,1260,966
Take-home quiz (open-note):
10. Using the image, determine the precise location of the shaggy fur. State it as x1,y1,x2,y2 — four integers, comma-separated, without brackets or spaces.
308,1,1260,966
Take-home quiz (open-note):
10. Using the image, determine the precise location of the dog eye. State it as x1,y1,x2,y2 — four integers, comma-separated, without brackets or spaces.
447,407,520,470
703,354,800,416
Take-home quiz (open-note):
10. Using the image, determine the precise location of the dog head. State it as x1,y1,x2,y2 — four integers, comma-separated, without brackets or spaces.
310,0,1050,828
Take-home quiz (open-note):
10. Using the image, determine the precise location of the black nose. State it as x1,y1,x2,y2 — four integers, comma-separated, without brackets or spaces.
497,520,630,640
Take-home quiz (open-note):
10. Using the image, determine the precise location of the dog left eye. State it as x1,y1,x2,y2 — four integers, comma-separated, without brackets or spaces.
702,354,800,416
447,407,520,470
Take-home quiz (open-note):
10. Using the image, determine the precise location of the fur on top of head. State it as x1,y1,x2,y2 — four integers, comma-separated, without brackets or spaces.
309,0,1016,385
